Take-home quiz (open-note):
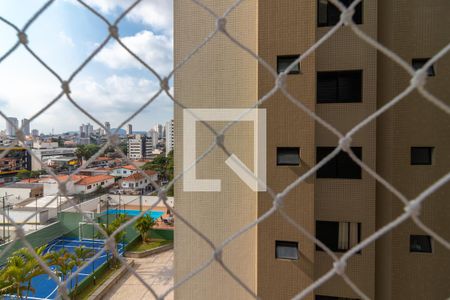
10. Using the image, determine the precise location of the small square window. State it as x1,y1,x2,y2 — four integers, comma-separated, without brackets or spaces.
318,0,363,27
277,147,300,166
276,241,299,260
410,235,432,253
411,147,433,165
412,58,435,76
277,55,300,74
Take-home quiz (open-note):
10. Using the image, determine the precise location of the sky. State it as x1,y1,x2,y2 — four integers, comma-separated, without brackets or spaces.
0,0,173,134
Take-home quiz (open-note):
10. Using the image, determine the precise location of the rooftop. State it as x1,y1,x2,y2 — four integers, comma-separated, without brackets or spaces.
77,174,115,185
122,170,158,182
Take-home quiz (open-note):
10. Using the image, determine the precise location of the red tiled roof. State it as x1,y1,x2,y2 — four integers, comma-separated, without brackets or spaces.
122,165,138,170
77,175,115,185
20,178,40,183
122,171,157,182
38,175,87,183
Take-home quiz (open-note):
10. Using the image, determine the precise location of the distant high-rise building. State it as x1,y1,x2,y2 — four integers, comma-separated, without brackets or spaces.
127,124,133,135
105,121,111,134
80,123,93,138
165,119,174,155
6,117,18,137
21,118,30,135
152,124,163,139
127,134,153,160
148,128,159,149
31,129,39,137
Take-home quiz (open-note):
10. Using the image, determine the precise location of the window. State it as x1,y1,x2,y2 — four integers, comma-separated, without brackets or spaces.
411,147,433,165
316,296,359,300
412,58,435,76
317,70,362,103
129,183,134,188
277,55,300,74
275,241,299,260
316,147,362,179
316,221,361,252
277,147,300,166
410,235,432,253
318,0,363,27
87,185,92,189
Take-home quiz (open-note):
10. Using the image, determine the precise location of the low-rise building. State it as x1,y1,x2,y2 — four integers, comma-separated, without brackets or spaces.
110,165,138,177
120,170,158,192
37,175,86,196
0,183,43,204
74,174,115,194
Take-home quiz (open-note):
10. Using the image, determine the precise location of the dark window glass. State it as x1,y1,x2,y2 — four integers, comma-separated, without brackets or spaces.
277,55,300,74
316,147,362,179
410,235,432,253
318,0,363,27
316,221,361,252
277,147,300,166
411,147,433,165
412,58,435,76
316,296,359,300
317,71,362,103
316,221,339,251
276,241,299,260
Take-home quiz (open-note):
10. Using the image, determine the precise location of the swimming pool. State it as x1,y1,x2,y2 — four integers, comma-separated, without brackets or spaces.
4,237,124,300
103,209,164,219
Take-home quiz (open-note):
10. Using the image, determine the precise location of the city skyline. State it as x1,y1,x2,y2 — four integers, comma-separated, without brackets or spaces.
0,0,173,133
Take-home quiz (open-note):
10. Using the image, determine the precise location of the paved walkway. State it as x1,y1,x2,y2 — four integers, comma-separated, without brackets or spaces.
104,250,174,300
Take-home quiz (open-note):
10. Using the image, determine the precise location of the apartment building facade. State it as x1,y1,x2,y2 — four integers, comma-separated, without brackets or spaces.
174,1,450,299
127,134,153,160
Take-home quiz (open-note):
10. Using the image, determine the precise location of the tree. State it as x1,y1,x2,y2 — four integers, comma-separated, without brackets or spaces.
16,170,31,180
98,214,128,268
75,144,101,161
48,248,76,282
72,246,94,297
134,215,156,244
0,245,50,300
142,151,174,186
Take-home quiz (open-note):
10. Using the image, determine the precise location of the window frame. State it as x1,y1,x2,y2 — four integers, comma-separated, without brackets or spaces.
317,70,363,103
410,235,432,253
410,147,434,165
317,0,363,27
277,55,301,75
316,147,362,179
275,240,299,260
277,147,301,166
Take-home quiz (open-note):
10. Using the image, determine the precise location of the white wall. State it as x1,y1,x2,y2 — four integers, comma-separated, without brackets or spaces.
43,180,76,196
0,188,32,204
74,178,115,194
6,209,49,224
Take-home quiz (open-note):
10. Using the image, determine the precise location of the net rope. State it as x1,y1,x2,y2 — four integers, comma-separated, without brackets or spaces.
0,0,449,299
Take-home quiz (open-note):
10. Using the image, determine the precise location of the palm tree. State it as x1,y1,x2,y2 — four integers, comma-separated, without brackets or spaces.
134,215,156,244
97,214,128,268
0,245,50,299
48,248,76,283
72,246,94,298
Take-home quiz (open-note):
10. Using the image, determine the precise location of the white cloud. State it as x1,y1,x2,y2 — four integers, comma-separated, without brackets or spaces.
95,30,173,75
84,0,173,34
59,31,75,47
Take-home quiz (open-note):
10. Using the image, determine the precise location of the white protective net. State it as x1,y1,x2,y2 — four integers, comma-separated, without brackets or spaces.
0,0,449,299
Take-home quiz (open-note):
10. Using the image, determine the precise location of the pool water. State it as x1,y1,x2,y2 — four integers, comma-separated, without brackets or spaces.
103,209,164,219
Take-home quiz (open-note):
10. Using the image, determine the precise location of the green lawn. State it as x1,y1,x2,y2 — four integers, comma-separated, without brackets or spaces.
128,239,172,252
74,266,120,300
